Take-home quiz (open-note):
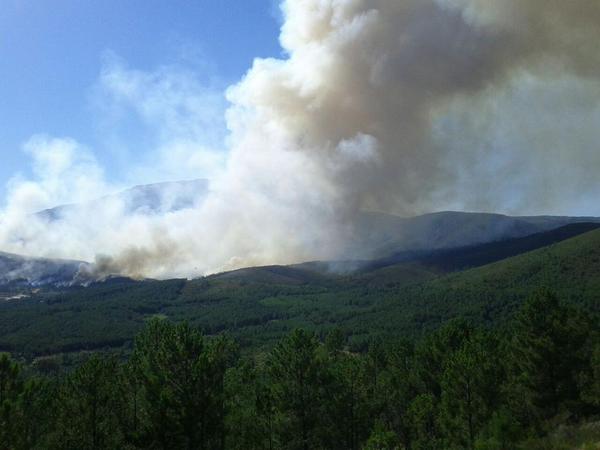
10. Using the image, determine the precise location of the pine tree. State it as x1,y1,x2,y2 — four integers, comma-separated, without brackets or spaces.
50,354,123,450
376,341,415,449
325,352,372,450
580,342,600,410
268,329,327,450
507,290,592,424
129,319,236,450
414,319,475,400
0,353,23,450
225,359,276,450
439,332,500,450
407,394,440,450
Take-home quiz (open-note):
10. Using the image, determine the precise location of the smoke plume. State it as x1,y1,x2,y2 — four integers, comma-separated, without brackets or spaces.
1,0,600,279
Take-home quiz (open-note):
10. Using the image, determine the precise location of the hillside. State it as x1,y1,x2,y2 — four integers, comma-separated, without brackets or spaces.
0,252,85,288
37,179,210,221
357,221,600,279
212,264,336,286
364,227,600,338
3,207,599,289
352,210,600,257
200,221,600,285
1,224,599,356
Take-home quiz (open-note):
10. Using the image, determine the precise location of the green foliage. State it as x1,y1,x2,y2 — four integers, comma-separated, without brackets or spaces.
406,394,439,450
48,355,123,449
0,352,23,449
0,298,598,449
362,422,402,450
506,290,594,424
224,359,276,450
2,228,600,357
439,332,501,449
519,421,600,450
2,217,600,450
475,409,523,450
0,354,53,450
581,343,600,407
267,329,328,449
126,319,237,449
325,350,373,450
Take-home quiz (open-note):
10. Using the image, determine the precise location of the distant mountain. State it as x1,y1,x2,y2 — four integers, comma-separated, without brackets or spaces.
0,180,208,289
0,252,85,288
1,177,599,289
0,179,210,288
2,223,600,355
364,226,600,336
37,179,600,253
351,221,600,286
37,179,209,221
352,210,600,257
216,222,600,287
212,265,334,286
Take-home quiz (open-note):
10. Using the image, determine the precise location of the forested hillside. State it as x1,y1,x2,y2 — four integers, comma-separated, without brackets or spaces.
353,226,600,341
0,227,599,449
1,291,598,449
3,0,600,447
0,225,599,356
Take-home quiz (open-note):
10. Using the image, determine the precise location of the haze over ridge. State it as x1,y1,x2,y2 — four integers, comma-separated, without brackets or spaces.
1,0,600,279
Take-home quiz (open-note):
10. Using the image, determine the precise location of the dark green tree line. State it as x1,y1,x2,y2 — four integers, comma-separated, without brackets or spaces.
0,291,598,449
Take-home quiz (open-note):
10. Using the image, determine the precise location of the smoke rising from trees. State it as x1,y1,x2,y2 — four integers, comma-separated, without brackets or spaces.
1,0,600,278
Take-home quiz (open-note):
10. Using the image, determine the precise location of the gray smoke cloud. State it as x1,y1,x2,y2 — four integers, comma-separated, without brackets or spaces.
1,0,600,279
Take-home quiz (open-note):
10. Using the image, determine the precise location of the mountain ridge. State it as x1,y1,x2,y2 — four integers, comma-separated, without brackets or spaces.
2,223,600,355
1,180,599,288
36,179,210,221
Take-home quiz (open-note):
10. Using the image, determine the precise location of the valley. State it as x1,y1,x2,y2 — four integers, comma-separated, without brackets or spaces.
2,0,600,446
1,218,598,357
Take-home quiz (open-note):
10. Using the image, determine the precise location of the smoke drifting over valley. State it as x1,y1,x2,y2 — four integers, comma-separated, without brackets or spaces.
1,0,600,279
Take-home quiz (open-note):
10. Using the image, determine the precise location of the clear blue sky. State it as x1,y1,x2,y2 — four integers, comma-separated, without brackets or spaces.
0,0,282,197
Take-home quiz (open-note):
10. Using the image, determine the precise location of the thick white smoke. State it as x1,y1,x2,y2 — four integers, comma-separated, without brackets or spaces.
1,0,600,279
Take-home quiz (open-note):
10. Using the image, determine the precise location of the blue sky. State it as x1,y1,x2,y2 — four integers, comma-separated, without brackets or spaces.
0,0,282,199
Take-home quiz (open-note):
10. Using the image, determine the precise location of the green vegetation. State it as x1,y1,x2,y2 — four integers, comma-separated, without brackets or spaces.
0,226,599,357
0,291,598,449
1,223,599,447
